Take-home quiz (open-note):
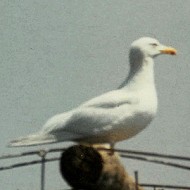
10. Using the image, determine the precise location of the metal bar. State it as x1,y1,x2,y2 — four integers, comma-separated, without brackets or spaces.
1,153,190,172
38,150,47,190
116,148,190,161
41,156,46,190
0,157,59,171
0,148,66,160
2,147,190,161
0,150,42,160
120,154,190,171
140,183,190,189
134,171,139,190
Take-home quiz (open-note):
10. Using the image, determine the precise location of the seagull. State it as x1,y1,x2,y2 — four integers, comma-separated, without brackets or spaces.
9,37,176,148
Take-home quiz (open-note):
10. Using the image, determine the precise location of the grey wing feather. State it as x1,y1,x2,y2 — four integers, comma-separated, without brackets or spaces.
43,107,119,140
42,89,137,141
80,90,136,108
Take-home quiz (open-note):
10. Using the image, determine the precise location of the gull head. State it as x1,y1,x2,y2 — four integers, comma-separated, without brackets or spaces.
130,37,177,58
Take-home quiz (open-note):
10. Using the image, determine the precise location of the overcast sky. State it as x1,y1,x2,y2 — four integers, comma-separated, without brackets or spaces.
1,0,190,189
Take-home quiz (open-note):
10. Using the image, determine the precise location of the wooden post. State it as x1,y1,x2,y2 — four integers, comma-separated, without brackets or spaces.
59,144,144,190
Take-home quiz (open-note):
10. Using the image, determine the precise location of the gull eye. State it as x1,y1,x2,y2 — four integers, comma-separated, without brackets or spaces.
150,43,158,47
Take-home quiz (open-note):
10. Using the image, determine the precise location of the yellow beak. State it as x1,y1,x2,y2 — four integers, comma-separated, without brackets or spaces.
160,46,177,55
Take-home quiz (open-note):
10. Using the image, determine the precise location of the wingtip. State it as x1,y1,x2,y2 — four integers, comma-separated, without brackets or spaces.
8,139,25,147
8,133,57,147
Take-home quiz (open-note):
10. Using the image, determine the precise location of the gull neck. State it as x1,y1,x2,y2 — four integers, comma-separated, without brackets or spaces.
119,49,155,89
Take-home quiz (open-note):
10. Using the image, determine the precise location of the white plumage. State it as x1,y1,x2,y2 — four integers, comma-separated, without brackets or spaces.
9,37,176,147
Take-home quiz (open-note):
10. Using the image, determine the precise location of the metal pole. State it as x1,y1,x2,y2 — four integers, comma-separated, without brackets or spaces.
38,150,47,190
41,156,45,190
134,171,139,190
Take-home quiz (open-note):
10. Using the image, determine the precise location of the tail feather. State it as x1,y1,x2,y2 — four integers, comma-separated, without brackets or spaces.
9,133,56,147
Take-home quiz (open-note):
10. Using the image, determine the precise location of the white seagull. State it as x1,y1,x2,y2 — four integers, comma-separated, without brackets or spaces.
9,37,176,147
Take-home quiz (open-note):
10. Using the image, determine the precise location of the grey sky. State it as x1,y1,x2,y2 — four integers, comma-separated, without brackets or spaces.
0,0,190,189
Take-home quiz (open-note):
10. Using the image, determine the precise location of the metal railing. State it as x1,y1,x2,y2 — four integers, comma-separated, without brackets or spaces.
1,147,190,190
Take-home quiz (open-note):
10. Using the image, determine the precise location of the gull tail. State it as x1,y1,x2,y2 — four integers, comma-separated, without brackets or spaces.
9,133,56,147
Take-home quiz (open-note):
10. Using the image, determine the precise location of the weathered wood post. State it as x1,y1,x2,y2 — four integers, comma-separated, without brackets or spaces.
59,144,143,190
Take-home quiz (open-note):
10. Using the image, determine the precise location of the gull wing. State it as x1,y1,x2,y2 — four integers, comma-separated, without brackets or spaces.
42,89,138,141
80,89,138,108
9,90,138,146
